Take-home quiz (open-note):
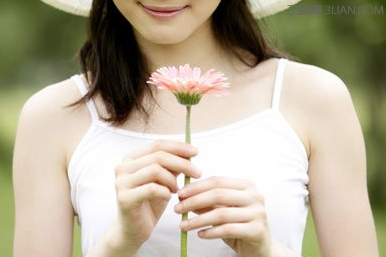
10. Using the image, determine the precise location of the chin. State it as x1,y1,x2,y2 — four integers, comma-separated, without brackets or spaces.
141,30,192,45
149,37,189,45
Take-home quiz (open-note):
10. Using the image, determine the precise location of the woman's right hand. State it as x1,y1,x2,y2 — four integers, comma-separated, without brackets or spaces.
109,139,201,252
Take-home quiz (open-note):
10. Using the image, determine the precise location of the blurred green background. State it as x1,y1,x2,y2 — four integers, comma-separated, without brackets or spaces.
0,0,385,256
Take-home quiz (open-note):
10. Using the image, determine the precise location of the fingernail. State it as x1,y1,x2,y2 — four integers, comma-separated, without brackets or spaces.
189,146,198,153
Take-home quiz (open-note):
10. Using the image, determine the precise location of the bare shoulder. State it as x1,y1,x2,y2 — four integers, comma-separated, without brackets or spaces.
21,77,83,119
17,76,91,166
284,60,352,110
13,77,87,256
280,60,359,156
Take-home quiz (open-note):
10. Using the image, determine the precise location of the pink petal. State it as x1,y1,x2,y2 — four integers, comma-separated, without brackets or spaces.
147,64,230,97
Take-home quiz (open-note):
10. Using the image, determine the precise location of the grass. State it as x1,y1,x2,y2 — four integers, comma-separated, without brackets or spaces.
1,87,385,257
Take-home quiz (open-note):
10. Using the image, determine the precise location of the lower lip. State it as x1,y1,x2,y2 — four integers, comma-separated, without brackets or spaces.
141,5,187,18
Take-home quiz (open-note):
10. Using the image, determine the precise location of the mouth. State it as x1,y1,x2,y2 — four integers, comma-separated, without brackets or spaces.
140,3,188,18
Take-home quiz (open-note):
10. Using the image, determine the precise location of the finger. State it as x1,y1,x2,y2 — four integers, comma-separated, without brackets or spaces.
121,151,201,178
123,139,198,161
175,189,254,214
180,206,258,231
117,183,171,211
197,221,264,240
178,176,254,199
116,164,178,193
191,205,225,215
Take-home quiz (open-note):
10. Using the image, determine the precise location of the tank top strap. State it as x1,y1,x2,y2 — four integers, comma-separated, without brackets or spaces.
271,58,289,110
71,74,100,122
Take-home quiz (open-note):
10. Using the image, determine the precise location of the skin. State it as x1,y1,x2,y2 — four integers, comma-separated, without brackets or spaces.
13,0,379,257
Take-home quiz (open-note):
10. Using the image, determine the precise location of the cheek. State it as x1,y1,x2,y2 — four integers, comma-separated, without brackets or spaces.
112,0,128,13
112,0,140,23
191,0,222,17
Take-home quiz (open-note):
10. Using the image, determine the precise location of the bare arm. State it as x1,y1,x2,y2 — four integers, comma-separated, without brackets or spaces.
13,86,74,257
303,68,379,257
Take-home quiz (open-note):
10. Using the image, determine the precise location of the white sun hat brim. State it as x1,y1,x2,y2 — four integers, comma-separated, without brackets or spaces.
40,0,91,16
250,0,302,18
40,0,302,18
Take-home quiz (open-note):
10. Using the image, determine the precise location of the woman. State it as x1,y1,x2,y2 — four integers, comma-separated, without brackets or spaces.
13,0,379,256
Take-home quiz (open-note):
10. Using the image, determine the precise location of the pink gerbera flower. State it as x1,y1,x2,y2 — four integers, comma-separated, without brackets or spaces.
147,64,230,106
147,64,230,257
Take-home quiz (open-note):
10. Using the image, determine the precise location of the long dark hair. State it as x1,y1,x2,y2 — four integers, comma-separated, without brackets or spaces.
76,0,285,125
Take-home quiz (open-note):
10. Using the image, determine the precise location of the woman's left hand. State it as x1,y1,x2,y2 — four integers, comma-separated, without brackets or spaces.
174,176,272,257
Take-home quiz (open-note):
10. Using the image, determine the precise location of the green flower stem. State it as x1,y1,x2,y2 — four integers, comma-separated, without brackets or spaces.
181,105,192,257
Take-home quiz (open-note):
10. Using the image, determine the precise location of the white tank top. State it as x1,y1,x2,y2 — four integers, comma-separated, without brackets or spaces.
68,58,309,256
